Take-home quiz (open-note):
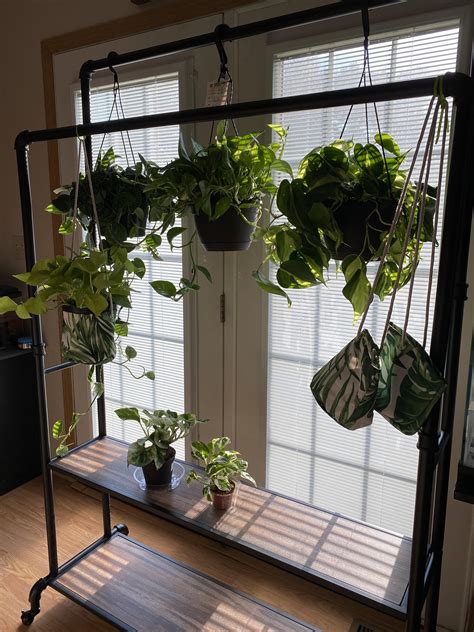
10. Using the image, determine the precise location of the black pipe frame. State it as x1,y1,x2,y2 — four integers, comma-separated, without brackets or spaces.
15,3,474,629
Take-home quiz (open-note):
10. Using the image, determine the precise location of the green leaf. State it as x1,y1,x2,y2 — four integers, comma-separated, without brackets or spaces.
56,445,69,457
115,407,141,422
279,259,316,286
92,382,105,399
275,231,295,262
0,296,18,315
16,303,31,319
341,255,370,320
133,258,146,279
125,346,137,360
52,419,63,439
145,371,156,380
114,321,129,337
374,133,400,156
59,217,75,235
270,159,293,177
252,271,291,307
23,296,46,316
196,265,212,283
127,441,155,468
84,293,109,316
268,123,287,139
150,280,177,299
167,226,186,249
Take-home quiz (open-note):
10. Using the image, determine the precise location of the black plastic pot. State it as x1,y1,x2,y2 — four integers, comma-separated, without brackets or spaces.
326,199,397,261
193,206,258,252
142,447,176,487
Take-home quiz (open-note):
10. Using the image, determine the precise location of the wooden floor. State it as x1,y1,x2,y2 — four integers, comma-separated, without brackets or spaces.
0,475,406,631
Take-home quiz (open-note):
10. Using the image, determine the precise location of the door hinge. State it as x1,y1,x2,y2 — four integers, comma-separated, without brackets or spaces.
220,293,225,323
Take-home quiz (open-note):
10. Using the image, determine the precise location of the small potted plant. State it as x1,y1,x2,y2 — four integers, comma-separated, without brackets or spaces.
186,437,256,510
146,123,290,252
255,134,436,318
46,148,155,248
116,407,206,486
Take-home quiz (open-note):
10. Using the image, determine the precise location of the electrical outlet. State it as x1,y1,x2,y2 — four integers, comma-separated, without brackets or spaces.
13,235,25,261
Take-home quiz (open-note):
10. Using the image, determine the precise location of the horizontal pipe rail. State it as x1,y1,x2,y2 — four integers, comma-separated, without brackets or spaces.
15,73,473,148
83,0,402,74
44,360,77,375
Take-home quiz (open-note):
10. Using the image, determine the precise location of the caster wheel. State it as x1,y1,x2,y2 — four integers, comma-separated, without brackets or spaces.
115,523,129,536
21,611,35,625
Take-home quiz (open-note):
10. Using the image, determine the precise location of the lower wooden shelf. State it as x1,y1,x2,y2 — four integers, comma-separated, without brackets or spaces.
51,436,411,618
51,533,317,631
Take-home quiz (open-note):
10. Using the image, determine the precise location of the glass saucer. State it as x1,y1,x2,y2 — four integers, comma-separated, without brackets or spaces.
133,462,185,491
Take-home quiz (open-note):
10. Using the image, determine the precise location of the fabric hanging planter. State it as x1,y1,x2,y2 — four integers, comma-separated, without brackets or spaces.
62,305,116,366
375,323,446,435
311,78,449,434
310,330,380,430
61,139,117,367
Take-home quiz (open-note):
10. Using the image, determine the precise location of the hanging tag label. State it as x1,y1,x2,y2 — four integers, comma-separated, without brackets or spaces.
206,80,231,107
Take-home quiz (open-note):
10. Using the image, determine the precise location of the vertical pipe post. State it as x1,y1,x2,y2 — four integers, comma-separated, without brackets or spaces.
80,63,112,538
407,91,474,630
15,139,59,576
423,95,474,631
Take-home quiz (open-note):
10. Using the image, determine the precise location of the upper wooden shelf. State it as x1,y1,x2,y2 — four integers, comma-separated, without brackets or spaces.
51,436,411,618
51,533,316,631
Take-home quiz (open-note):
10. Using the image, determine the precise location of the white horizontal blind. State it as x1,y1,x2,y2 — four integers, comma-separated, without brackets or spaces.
268,24,459,536
75,73,185,458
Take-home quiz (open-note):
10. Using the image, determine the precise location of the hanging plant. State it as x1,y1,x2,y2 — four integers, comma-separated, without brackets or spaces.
46,148,154,248
145,122,291,252
255,134,437,318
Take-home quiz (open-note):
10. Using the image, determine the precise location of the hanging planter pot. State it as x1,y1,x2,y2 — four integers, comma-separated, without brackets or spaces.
193,205,258,252
142,447,176,486
325,199,397,261
62,305,116,366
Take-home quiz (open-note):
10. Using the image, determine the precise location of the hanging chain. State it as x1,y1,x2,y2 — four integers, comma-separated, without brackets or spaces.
209,27,238,143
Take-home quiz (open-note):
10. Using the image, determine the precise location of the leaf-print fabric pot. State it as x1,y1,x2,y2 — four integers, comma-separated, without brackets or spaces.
62,305,116,366
310,330,380,430
375,322,446,435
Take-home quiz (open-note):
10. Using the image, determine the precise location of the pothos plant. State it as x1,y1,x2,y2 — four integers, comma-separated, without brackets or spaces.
146,123,290,221
186,437,256,501
254,134,436,319
0,243,155,457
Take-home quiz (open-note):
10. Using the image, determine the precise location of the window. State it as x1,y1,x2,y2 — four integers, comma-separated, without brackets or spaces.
75,72,186,458
268,24,459,536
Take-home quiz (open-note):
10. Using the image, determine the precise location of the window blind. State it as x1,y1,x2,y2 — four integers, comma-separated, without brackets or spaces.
74,73,185,458
268,23,459,536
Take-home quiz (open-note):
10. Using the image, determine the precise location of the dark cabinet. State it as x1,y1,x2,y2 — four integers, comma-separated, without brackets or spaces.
0,348,41,494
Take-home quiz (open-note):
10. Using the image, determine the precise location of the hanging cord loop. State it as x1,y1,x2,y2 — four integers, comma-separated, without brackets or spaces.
340,2,393,199
209,24,238,142
95,55,136,167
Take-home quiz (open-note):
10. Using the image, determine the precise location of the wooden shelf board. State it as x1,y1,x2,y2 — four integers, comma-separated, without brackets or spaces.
51,436,411,617
51,533,317,631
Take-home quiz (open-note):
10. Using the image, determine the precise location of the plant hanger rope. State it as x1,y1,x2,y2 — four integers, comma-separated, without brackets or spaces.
340,2,393,200
96,61,137,167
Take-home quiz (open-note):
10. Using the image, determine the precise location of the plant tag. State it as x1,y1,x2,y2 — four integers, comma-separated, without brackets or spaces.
206,80,231,107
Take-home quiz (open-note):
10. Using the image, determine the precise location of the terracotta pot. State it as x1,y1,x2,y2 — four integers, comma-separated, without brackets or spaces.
326,199,397,262
194,206,258,252
142,447,176,487
211,482,235,510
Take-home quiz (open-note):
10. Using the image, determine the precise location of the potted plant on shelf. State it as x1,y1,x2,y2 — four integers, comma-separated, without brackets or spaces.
255,134,436,318
146,123,291,252
116,407,206,486
46,148,155,248
186,437,256,510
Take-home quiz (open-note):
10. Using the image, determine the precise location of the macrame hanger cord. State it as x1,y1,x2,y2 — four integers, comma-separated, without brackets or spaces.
423,81,449,348
70,129,83,259
357,94,437,336
379,99,441,348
